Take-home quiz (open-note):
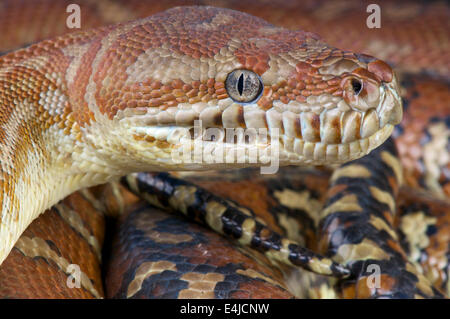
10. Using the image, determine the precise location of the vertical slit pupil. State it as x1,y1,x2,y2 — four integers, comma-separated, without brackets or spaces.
237,73,244,96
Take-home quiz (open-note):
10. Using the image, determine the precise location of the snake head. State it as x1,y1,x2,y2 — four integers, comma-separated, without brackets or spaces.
81,6,402,171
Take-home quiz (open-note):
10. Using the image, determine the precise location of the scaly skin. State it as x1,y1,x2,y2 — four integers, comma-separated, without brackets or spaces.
0,6,402,272
318,137,443,298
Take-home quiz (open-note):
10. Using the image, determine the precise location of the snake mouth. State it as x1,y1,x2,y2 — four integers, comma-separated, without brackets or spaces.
128,121,394,167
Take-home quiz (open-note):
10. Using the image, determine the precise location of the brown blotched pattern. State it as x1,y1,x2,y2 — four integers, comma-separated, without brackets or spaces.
396,188,450,296
105,205,293,299
318,138,444,298
0,191,105,298
393,73,450,199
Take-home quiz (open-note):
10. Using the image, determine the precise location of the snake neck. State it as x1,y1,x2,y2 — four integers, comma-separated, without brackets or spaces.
0,52,124,265
0,110,124,265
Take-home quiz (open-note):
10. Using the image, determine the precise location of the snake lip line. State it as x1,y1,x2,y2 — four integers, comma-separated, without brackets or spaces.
129,122,394,166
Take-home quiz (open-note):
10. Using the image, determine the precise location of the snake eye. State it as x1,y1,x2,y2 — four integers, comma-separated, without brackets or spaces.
225,70,263,103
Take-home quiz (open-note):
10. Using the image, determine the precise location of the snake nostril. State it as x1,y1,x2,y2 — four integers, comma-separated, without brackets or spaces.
351,78,363,95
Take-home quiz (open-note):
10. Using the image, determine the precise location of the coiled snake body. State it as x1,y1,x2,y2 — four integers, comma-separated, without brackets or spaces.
0,0,448,299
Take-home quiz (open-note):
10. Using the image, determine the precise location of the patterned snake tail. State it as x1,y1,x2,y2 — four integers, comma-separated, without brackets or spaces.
318,137,444,298
106,204,295,298
122,172,349,277
396,188,450,295
0,6,403,266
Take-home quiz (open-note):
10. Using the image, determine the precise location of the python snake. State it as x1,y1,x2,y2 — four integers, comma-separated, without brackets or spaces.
0,0,448,299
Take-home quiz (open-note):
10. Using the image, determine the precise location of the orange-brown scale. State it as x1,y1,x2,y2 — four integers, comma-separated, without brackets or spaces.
237,26,319,75
21,208,100,282
0,27,105,69
82,182,141,217
0,249,95,298
64,192,106,245
0,29,108,136
262,54,353,108
0,64,61,214
143,8,250,59
394,74,450,197
102,78,226,119
68,38,106,127
325,183,348,200
105,205,293,299
3,68,68,119
395,188,450,294
88,10,256,118
328,116,342,144
81,7,350,119
0,191,105,298
351,274,397,299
